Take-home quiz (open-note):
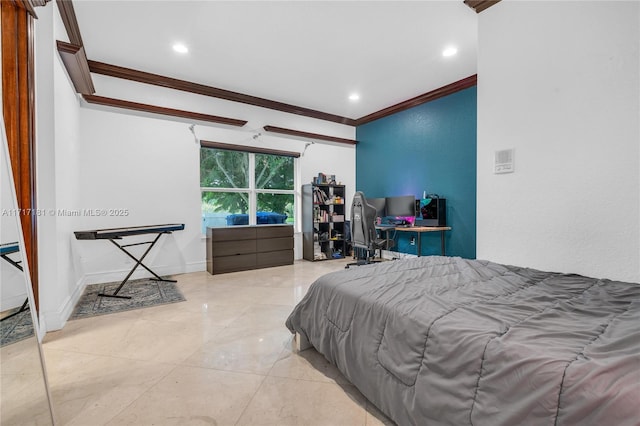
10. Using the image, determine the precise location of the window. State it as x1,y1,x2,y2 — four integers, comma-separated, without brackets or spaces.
200,145,296,232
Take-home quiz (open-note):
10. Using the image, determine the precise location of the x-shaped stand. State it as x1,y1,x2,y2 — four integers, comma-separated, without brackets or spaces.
1,243,30,322
99,232,176,299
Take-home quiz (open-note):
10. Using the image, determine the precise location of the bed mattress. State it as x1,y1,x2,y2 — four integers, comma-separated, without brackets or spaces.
285,256,640,425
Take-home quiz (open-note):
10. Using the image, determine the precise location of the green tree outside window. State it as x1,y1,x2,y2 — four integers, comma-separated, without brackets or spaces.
200,147,295,231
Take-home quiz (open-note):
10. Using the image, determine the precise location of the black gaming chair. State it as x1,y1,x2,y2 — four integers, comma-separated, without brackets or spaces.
346,191,392,268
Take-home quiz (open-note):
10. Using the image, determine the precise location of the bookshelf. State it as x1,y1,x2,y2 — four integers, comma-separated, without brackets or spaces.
302,183,347,261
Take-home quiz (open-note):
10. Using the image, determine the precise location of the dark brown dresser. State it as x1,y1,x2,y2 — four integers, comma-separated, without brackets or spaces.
206,225,294,275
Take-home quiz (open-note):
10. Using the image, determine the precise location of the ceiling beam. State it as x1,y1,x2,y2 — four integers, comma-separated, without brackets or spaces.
56,0,83,45
87,60,359,126
55,0,96,94
82,94,248,127
87,59,476,129
263,125,357,146
463,0,501,13
355,75,477,126
55,0,478,131
56,40,95,94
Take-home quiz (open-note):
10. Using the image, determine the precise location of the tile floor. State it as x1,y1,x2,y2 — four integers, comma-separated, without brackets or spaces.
41,259,395,426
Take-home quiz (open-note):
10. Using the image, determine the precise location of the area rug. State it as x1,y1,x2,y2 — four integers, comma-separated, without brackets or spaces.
1,308,35,347
70,278,186,320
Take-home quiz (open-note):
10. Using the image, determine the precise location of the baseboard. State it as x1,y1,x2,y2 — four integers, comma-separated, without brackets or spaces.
185,261,206,273
41,275,86,332
83,262,204,285
41,262,207,333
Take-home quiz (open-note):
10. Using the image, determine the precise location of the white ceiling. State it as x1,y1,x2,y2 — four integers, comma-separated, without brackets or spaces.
73,1,478,120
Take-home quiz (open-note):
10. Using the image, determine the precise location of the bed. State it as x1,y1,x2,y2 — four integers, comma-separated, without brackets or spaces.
285,256,639,425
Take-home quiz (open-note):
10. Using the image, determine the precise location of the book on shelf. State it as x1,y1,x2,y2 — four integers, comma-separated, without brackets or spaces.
313,187,329,204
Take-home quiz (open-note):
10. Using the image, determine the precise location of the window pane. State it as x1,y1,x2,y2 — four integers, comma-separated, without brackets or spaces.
257,193,294,226
200,148,248,188
255,154,294,190
202,191,249,231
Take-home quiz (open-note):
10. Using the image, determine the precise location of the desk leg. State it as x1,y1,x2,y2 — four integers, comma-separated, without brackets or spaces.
416,231,422,257
385,231,390,252
440,231,445,256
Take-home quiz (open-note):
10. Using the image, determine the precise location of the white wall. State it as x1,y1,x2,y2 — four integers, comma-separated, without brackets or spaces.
35,2,86,330
33,1,355,331
73,76,355,284
477,1,639,282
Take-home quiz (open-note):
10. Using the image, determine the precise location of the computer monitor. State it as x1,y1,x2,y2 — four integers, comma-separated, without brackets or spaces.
367,197,386,218
385,195,416,218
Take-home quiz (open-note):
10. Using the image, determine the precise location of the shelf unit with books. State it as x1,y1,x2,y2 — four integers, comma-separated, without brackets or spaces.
302,183,346,261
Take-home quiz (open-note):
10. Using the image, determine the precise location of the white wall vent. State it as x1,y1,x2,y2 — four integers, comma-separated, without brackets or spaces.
494,149,514,174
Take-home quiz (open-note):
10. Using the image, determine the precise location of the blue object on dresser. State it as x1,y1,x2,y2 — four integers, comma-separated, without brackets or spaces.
226,212,287,226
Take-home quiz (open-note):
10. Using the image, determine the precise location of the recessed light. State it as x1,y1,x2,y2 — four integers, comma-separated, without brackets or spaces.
442,46,458,57
349,93,360,101
172,43,189,54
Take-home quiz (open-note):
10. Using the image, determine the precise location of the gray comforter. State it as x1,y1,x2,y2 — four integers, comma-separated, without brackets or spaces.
285,256,640,425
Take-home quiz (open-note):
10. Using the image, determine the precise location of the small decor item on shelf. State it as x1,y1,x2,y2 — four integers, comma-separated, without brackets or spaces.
315,173,327,184
314,172,338,185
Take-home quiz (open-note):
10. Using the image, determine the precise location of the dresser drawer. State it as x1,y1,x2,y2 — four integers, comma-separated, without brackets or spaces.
256,225,293,239
257,250,293,268
213,240,256,256
256,236,294,253
210,227,256,242
212,253,256,274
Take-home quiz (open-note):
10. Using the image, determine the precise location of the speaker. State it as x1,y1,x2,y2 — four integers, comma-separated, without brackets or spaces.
416,198,446,226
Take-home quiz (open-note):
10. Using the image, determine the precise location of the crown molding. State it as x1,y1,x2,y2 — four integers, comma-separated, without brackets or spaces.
355,75,477,126
13,0,50,18
53,0,478,129
56,0,83,45
263,125,357,146
56,41,95,94
464,0,501,13
82,94,248,127
87,60,358,126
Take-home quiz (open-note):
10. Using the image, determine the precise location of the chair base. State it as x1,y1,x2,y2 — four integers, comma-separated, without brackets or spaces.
345,256,384,269
346,246,387,269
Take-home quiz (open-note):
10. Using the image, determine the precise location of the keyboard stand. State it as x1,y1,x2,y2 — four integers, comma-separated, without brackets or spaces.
74,224,185,299
100,232,177,299
0,241,29,322
1,298,29,322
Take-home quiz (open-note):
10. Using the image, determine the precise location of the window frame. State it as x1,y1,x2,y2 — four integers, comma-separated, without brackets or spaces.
200,141,299,230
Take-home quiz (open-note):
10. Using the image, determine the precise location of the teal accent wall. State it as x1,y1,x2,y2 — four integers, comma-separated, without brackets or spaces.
355,87,477,259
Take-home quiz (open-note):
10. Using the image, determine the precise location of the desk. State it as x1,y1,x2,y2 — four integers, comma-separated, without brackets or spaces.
395,226,451,256
376,226,451,257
